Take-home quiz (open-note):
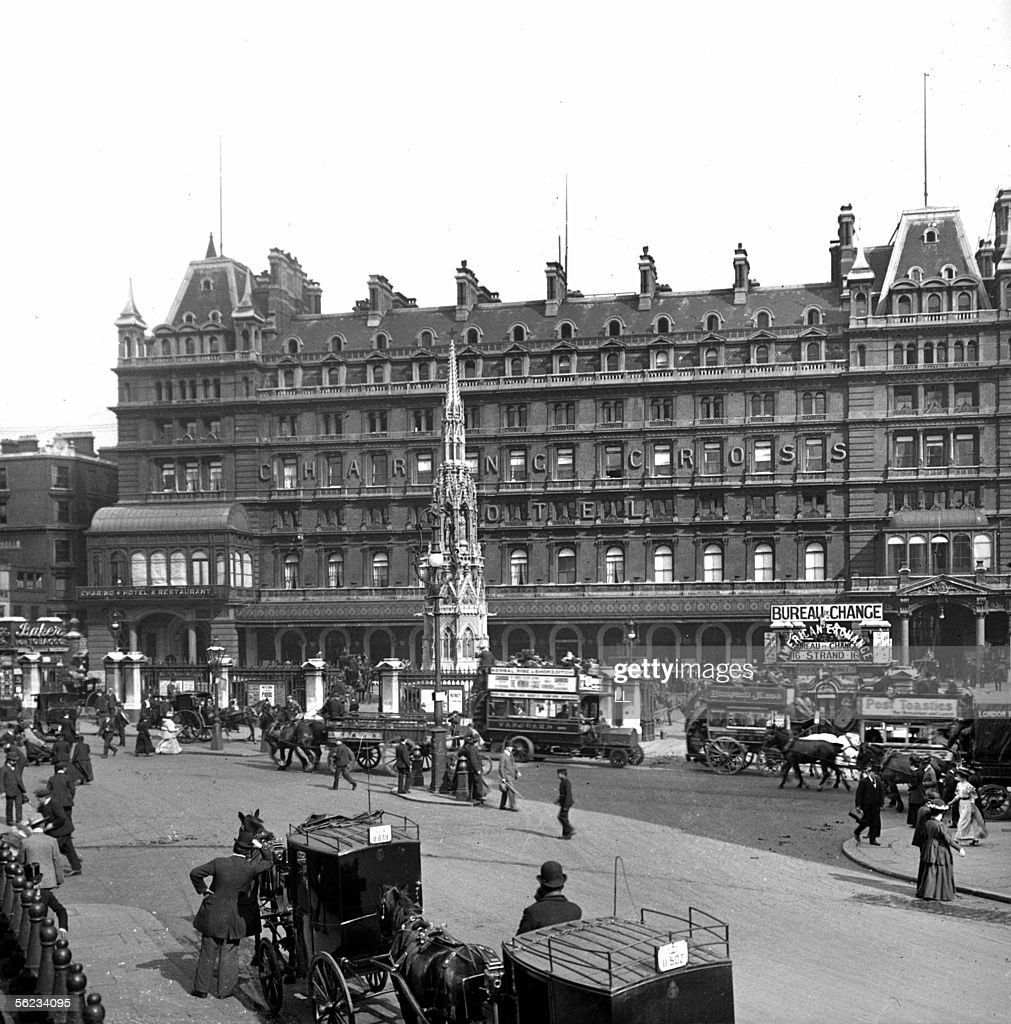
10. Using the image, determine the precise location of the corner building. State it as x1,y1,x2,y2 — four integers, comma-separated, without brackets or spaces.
82,192,1011,682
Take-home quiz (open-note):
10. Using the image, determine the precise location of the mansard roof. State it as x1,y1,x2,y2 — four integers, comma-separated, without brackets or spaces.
157,255,262,330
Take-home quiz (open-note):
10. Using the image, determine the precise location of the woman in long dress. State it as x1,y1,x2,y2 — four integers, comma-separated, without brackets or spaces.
156,713,182,755
916,803,963,901
135,713,156,756
953,768,988,844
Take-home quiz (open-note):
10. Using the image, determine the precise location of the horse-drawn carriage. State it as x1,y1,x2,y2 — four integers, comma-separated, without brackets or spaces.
247,808,735,1024
684,685,794,775
33,691,80,735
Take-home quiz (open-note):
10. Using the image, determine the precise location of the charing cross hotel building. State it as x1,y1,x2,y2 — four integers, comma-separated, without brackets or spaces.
81,188,1011,683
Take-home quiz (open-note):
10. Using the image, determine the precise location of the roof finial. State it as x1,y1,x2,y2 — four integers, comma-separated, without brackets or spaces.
116,279,146,327
206,232,217,259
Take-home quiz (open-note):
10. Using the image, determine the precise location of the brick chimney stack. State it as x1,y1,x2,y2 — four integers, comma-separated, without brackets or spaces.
733,244,750,305
638,246,657,311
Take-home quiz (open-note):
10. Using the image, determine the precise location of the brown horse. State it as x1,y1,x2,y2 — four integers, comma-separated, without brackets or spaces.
764,726,850,791
379,884,500,1024
264,719,325,771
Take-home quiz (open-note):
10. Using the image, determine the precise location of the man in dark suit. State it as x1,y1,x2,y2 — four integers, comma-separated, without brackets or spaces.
1,751,26,825
395,738,412,794
853,763,884,845
189,835,274,999
556,767,575,839
45,763,82,875
331,740,357,792
517,861,582,934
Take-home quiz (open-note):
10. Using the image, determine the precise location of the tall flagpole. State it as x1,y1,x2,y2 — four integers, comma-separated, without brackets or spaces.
922,73,929,208
219,135,224,255
564,174,569,280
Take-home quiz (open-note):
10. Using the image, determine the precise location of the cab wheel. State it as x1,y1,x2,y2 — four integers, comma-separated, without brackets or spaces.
506,736,535,763
608,748,629,768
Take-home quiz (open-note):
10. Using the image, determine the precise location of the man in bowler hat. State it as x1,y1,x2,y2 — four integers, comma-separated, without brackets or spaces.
853,763,884,845
517,861,582,934
189,833,274,999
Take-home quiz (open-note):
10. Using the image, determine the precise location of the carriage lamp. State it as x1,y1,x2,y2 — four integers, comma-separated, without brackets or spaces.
207,642,226,751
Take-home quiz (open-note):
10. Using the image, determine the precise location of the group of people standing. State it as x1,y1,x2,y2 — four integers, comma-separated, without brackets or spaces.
852,753,990,903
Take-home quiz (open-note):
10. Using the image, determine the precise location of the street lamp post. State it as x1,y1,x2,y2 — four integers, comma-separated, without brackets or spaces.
206,642,225,752
416,529,451,792
624,619,652,741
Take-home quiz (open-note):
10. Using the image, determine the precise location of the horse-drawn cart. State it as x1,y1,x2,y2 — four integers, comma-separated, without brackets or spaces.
684,685,794,775
325,713,432,771
255,809,424,1022
967,691,1011,821
499,908,734,1024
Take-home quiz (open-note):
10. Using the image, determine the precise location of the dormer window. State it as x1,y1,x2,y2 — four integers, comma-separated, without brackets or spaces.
606,319,622,337
511,325,527,343
656,316,671,334
327,335,345,353
374,333,388,350
908,266,924,283
419,329,434,347
805,307,822,326
200,278,214,292
941,264,957,281
755,311,771,330
183,312,196,325
705,313,720,333
209,310,221,323
558,321,574,340
923,228,938,244
286,338,301,355
466,327,480,345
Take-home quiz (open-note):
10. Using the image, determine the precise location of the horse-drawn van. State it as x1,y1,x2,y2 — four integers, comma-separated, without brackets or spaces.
966,691,1011,820
684,685,794,774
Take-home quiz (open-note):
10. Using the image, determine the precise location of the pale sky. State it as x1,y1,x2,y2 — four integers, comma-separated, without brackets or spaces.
4,1,1009,450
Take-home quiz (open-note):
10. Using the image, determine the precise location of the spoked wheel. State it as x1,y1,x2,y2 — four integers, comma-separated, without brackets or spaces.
705,737,749,774
628,746,645,766
176,710,201,743
356,745,381,769
310,952,355,1024
257,938,285,1015
608,748,629,768
977,784,1010,821
505,735,535,763
479,752,493,776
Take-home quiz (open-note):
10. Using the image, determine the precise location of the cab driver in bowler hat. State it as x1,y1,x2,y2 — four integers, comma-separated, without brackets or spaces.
516,861,582,934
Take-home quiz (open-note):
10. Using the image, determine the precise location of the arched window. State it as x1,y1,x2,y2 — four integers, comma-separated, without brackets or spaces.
656,316,671,334
556,353,572,374
372,363,386,384
755,344,769,364
557,547,576,585
923,229,938,243
509,549,528,585
466,328,479,345
327,335,344,353
907,535,927,574
756,311,771,329
704,347,719,366
509,356,523,377
856,344,866,367
893,343,904,365
281,369,295,388
161,339,172,357
953,341,964,362
906,342,917,365
130,552,148,586
923,342,934,364
371,552,389,587
242,552,253,589
942,265,956,281
419,329,434,347
327,553,343,588
185,337,195,355
286,338,300,355
703,543,723,583
908,267,924,283
804,541,826,581
653,545,673,583
605,546,624,584
607,319,622,337
705,314,720,333
753,542,774,582
854,293,867,317
897,295,913,317
802,391,826,415
463,359,478,379
460,628,475,661
936,341,947,362
283,553,300,589
654,349,669,369
806,308,821,326
887,536,905,575
110,551,127,586
603,350,621,371
215,552,227,585
192,550,210,585
512,325,527,343
973,534,992,570
374,333,388,350
559,322,574,340
929,535,948,573
231,551,241,586
966,340,977,361
149,551,167,587
926,293,941,314
805,341,821,362
957,291,972,311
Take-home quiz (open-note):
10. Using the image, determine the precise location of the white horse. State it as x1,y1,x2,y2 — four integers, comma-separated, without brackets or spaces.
804,731,861,779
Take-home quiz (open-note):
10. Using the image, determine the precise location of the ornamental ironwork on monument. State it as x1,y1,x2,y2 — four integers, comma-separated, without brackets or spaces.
421,336,489,671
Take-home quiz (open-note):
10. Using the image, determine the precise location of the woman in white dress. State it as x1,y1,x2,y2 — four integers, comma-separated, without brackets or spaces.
953,766,987,844
156,712,182,755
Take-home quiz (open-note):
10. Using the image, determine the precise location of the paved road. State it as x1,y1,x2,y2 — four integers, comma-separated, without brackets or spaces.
27,747,1011,1024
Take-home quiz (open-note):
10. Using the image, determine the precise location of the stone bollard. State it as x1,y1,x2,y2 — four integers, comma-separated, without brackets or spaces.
65,962,87,1024
25,897,46,974
1,853,18,922
411,746,425,787
453,754,471,802
82,991,106,1023
2,870,26,951
17,883,36,956
52,938,71,1024
35,918,57,993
